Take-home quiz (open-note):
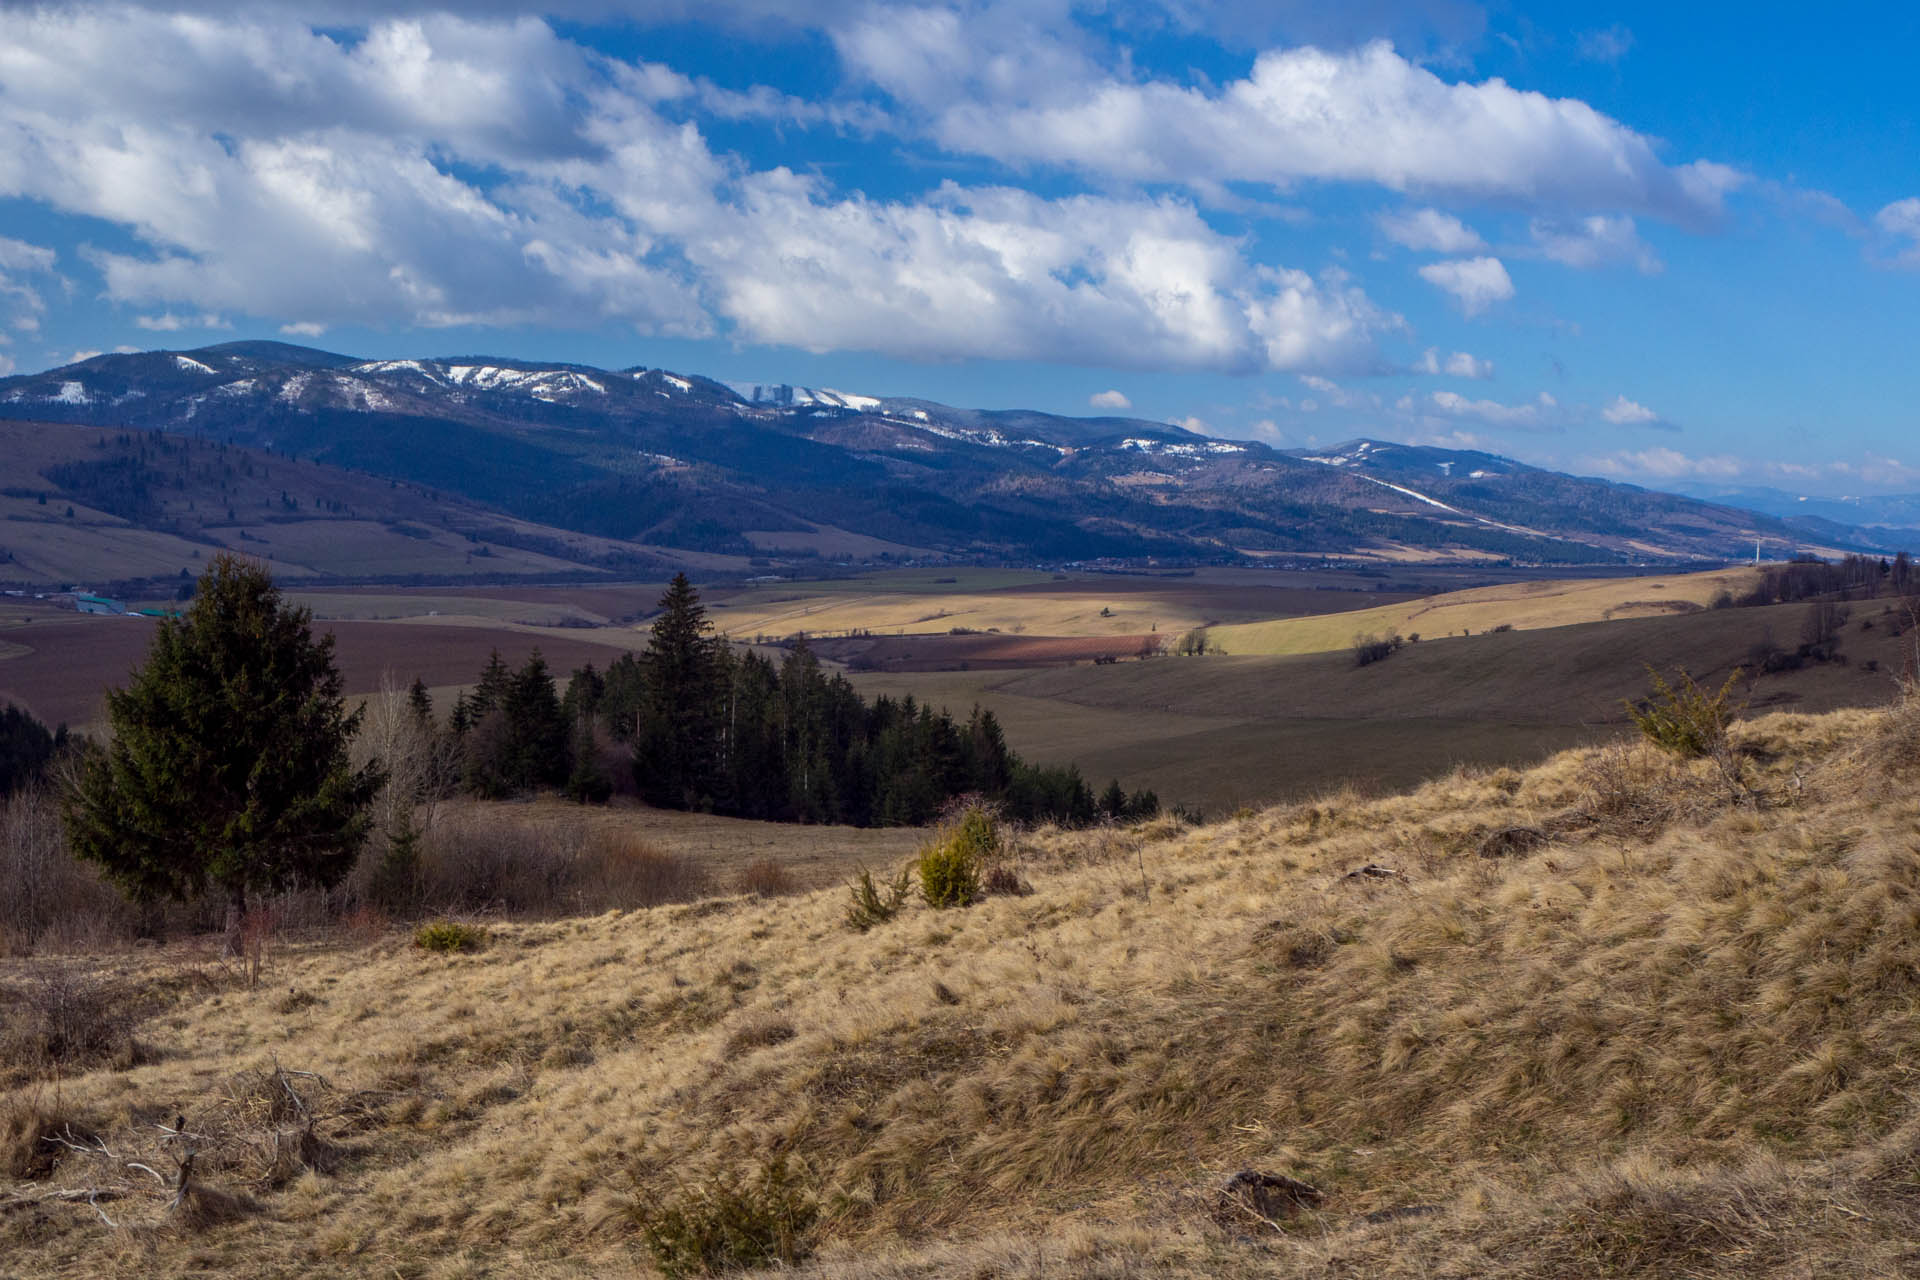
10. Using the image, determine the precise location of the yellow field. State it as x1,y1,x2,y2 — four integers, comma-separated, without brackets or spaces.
1210,565,1761,656
8,705,1920,1277
285,593,615,626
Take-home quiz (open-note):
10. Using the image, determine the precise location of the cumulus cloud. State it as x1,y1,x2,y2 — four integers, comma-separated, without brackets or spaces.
1427,388,1557,429
0,9,1401,375
1601,394,1666,426
1418,256,1514,315
1377,207,1485,253
1089,389,1131,410
838,31,1739,224
1413,347,1493,378
1528,215,1662,273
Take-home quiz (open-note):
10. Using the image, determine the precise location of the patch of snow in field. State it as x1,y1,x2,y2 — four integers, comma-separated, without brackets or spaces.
214,379,255,397
278,372,313,403
663,374,691,393
173,355,216,375
55,381,90,404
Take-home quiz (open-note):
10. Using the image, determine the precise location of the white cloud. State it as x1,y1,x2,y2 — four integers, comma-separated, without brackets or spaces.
839,31,1739,224
1298,374,1338,393
1601,394,1661,425
1875,198,1920,267
1414,347,1493,378
1089,389,1131,410
280,321,329,337
1174,415,1208,432
1528,215,1662,273
1579,446,1744,481
1428,389,1557,429
65,349,103,364
1377,207,1485,253
0,10,1402,376
1418,256,1514,315
136,312,230,331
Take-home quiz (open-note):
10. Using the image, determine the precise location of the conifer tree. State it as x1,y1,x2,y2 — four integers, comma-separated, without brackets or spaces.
61,554,383,918
633,573,724,808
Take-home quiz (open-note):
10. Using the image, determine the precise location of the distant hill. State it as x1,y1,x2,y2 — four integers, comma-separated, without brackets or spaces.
0,419,725,590
0,346,1894,574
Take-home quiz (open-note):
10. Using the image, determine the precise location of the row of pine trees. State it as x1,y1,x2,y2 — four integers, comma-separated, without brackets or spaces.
429,575,1156,828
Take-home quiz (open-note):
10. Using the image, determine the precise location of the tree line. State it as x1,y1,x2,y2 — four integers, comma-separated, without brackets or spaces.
438,574,1157,828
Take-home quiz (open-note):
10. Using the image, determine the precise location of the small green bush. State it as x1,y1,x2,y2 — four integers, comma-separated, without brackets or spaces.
413,920,487,954
633,1156,818,1278
1626,667,1744,759
918,807,996,909
844,865,912,932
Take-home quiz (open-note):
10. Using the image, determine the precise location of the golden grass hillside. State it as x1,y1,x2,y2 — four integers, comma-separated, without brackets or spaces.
8,700,1920,1276
1210,565,1760,656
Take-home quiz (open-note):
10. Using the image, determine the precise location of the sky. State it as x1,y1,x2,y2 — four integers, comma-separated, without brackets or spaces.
0,0,1917,495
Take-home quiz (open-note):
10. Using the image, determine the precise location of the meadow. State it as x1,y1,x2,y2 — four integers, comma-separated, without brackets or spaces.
7,699,1920,1276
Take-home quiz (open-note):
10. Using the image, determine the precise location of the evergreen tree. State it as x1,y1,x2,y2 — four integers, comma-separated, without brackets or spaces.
61,554,383,918
0,702,65,796
565,708,613,804
633,574,724,809
407,676,434,725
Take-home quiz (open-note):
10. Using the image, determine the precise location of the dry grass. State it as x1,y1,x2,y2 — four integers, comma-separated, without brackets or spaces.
7,702,1920,1275
1211,566,1760,656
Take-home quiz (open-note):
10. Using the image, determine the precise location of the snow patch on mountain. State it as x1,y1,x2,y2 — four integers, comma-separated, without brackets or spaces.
55,381,91,405
1357,474,1463,514
726,381,880,412
173,355,217,375
1121,437,1245,458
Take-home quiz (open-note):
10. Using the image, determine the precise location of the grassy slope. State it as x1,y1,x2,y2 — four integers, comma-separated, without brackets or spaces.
9,704,1920,1276
1210,566,1761,656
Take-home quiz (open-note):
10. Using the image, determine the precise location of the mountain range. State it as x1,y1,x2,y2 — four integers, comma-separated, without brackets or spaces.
0,341,1899,585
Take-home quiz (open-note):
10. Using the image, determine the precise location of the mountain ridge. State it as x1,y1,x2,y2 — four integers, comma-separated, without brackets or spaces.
0,345,1899,570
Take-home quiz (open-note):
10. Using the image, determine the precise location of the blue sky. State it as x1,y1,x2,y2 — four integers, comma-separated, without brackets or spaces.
1,1,1916,494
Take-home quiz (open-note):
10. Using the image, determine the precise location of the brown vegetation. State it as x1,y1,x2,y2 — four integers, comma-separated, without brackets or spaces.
5,697,1920,1274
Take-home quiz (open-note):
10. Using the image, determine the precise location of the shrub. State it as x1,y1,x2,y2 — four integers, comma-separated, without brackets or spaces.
736,859,796,899
1625,667,1744,759
0,966,138,1081
844,865,912,932
633,1156,818,1278
414,920,487,954
918,807,997,908
1351,632,1403,667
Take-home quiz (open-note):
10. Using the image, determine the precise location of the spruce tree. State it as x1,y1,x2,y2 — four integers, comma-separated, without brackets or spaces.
633,574,724,808
61,554,383,919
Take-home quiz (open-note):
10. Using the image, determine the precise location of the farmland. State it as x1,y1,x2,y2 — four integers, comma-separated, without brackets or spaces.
6,564,1911,816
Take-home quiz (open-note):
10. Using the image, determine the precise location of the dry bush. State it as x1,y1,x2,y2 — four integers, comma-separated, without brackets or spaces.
0,967,140,1084
1571,741,1683,836
0,787,136,955
1,1091,79,1180
412,812,708,918
575,830,711,912
736,859,797,899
